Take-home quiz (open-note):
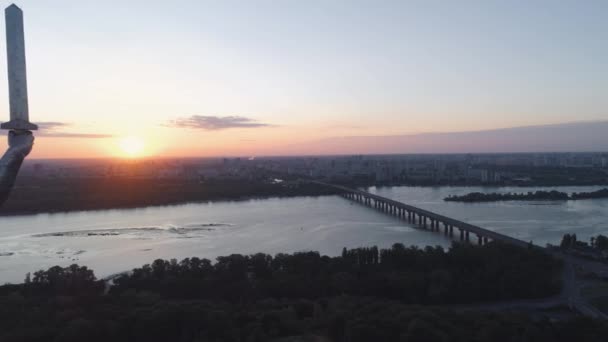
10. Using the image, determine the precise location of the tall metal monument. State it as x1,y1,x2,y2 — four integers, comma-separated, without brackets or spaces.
1,4,37,131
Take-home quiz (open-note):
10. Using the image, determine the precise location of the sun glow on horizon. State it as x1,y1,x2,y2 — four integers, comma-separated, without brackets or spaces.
118,136,146,158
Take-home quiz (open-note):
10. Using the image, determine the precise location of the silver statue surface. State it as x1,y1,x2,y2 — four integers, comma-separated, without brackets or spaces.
1,4,35,206
1,4,37,131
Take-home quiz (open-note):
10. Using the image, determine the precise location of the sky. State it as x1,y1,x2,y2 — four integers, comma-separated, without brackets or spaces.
0,0,606,158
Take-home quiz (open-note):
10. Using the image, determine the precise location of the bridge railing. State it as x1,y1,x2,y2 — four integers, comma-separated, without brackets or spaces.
310,180,532,248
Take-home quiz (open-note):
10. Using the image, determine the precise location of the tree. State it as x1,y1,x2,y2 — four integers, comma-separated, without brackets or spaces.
595,235,608,251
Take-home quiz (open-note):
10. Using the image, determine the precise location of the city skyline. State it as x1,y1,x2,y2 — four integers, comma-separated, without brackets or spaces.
0,0,606,158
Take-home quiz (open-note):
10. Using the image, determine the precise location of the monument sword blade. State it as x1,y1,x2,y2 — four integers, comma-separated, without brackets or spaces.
1,4,37,130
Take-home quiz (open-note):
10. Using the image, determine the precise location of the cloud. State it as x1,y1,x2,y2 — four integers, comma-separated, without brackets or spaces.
281,121,608,155
37,122,68,130
36,121,113,138
167,115,273,131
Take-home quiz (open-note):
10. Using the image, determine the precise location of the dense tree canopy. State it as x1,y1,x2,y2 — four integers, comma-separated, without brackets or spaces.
111,242,562,303
445,188,608,203
0,242,600,342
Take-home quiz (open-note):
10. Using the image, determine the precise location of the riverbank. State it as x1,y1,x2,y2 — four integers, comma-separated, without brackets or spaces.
0,177,340,216
445,188,608,203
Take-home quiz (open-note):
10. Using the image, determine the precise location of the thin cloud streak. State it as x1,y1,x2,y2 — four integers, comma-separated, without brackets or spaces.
36,122,113,139
37,122,69,130
167,115,273,131
280,121,608,155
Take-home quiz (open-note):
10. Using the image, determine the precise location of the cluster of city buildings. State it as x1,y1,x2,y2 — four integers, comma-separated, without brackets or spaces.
19,152,608,185
255,153,608,184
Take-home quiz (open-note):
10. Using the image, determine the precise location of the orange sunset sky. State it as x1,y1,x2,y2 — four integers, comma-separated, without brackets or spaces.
0,0,606,158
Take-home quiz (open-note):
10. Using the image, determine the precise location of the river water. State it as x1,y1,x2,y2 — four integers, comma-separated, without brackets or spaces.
1,185,607,283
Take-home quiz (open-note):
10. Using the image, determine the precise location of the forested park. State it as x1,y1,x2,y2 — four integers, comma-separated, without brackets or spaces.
2,242,606,342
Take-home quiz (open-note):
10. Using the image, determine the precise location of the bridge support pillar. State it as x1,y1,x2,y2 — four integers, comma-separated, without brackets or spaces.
484,237,489,245
465,231,470,242
449,226,454,237
459,229,464,241
477,235,482,245
424,217,428,229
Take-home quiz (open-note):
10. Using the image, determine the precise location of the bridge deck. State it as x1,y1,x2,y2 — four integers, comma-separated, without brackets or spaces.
314,181,531,248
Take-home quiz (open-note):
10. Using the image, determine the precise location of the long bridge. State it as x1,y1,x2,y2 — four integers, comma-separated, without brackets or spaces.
314,182,531,248
311,182,608,320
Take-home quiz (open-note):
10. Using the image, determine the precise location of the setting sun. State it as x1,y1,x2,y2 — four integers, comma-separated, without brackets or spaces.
118,136,145,157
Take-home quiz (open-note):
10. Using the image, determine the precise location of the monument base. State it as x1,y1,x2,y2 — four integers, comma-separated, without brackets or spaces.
1,119,38,130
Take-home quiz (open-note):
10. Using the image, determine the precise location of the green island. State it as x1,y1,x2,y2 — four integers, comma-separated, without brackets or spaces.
444,188,608,203
3,242,608,342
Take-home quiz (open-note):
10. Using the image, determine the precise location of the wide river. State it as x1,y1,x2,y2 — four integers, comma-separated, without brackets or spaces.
1,185,607,283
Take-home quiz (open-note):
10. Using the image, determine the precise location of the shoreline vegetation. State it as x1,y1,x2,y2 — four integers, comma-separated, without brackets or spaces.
0,242,592,342
0,178,340,216
445,188,608,203
4,175,608,217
